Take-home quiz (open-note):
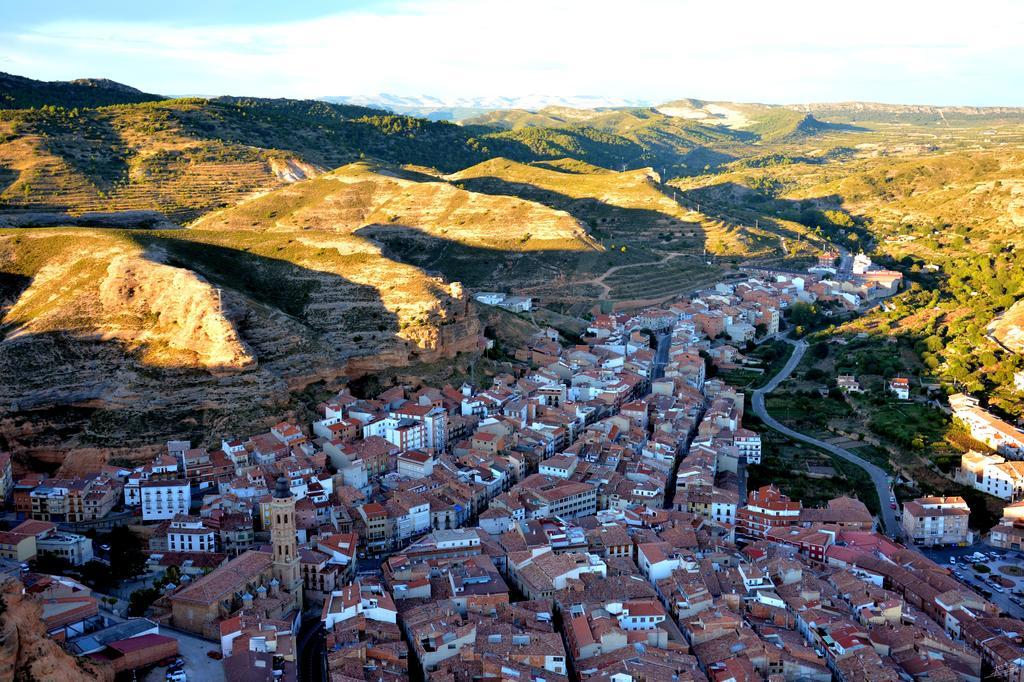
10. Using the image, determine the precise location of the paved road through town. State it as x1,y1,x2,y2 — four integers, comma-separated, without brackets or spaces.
653,332,671,380
751,337,901,538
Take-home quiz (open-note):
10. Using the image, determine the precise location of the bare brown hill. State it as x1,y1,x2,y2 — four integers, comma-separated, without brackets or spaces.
0,162,598,459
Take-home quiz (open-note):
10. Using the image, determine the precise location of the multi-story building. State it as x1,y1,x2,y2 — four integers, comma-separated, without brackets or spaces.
901,496,972,546
37,530,94,565
362,416,428,452
166,515,217,553
358,502,389,554
397,450,434,479
140,479,191,521
214,512,256,557
736,485,802,538
492,475,596,521
124,456,181,506
957,450,1024,500
990,499,1024,551
393,404,448,452
733,428,762,464
951,393,1024,457
29,475,119,524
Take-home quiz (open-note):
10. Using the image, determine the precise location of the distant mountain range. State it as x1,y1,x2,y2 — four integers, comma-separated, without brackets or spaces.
321,94,653,121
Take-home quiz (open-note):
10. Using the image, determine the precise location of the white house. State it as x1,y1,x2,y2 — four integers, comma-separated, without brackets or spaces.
539,455,577,479
889,377,911,401
958,451,1024,501
637,542,694,582
140,479,191,521
363,417,428,452
322,582,398,630
614,600,668,631
473,292,533,312
392,498,431,541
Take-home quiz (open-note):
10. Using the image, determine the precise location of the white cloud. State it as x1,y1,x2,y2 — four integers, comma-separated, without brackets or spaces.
2,0,1022,104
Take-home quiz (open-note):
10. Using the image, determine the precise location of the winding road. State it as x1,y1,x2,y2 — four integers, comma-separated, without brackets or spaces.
751,338,901,538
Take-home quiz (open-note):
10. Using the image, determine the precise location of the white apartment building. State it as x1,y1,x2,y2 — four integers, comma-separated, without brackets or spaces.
396,450,434,479
957,450,1024,501
140,479,191,521
362,417,428,452
393,405,448,452
734,429,762,464
124,456,180,506
951,393,1024,457
166,516,216,553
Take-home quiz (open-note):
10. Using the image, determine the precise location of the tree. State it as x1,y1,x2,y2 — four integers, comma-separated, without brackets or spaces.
105,526,147,581
128,587,160,617
787,302,820,328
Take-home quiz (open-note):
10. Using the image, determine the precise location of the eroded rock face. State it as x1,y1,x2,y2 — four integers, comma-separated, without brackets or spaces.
0,579,112,681
96,254,255,370
0,227,484,459
989,299,1024,353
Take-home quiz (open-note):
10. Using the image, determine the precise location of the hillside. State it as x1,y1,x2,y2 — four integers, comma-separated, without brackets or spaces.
450,157,774,256
0,71,163,110
0,162,600,457
0,97,515,223
0,95,765,227
705,140,1024,415
470,101,854,148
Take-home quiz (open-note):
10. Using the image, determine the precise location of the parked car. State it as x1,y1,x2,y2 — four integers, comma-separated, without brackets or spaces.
206,650,223,660
992,585,1005,593
949,557,956,564
99,544,111,551
166,672,186,682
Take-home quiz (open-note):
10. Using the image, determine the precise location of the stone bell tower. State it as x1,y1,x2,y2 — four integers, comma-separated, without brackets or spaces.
270,475,302,610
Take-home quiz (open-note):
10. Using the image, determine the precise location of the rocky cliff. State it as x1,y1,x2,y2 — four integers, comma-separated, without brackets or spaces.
0,579,111,681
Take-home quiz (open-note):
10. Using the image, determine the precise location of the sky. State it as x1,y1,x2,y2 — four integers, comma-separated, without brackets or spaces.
1,0,1023,106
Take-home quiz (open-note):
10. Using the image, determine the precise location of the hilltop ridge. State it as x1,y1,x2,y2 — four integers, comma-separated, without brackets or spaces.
0,71,163,109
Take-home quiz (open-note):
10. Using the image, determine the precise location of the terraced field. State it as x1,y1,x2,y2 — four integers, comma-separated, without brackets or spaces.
0,105,314,223
603,256,720,301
